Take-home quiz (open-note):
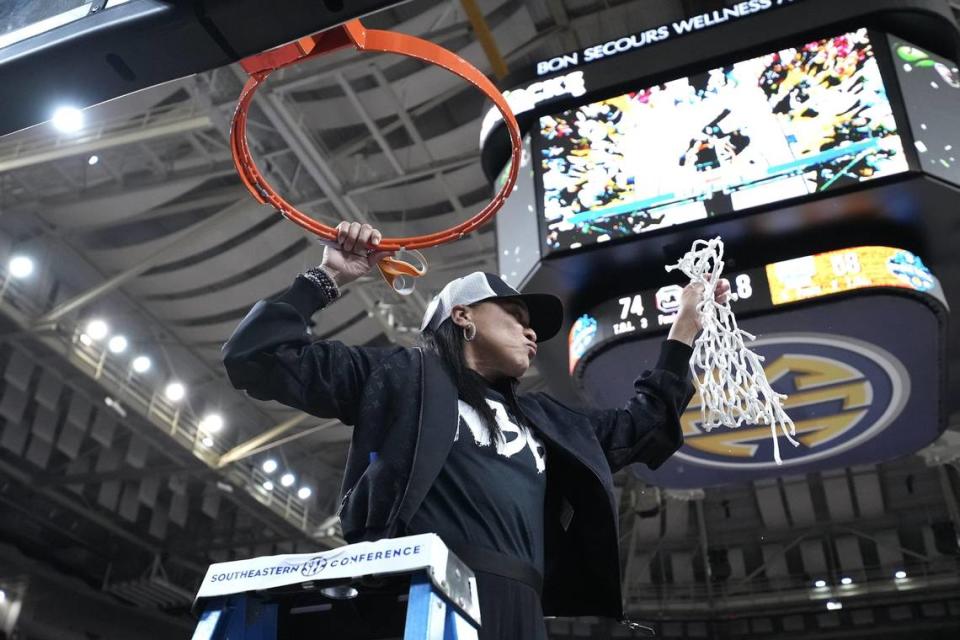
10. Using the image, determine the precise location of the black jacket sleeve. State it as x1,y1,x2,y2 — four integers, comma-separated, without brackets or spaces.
587,339,695,473
221,276,405,426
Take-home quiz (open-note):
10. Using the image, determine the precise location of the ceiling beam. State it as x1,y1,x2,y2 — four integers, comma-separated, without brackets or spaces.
35,199,255,325
325,22,561,165
217,413,311,468
242,71,429,339
222,422,340,464
294,153,479,213
59,186,247,237
3,157,235,220
368,65,481,256
334,71,406,176
0,115,213,173
459,0,509,79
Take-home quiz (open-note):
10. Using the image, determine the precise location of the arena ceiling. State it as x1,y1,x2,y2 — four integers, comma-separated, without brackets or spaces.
0,0,958,637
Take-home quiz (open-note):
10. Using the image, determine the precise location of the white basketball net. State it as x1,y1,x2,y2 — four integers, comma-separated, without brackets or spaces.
665,237,799,465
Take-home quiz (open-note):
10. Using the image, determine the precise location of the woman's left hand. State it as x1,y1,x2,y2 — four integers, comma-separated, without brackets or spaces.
668,278,731,345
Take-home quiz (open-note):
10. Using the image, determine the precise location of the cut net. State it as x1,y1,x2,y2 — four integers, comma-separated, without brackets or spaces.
665,237,799,465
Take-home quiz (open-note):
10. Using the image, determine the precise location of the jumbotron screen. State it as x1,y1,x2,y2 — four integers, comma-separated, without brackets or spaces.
538,28,909,254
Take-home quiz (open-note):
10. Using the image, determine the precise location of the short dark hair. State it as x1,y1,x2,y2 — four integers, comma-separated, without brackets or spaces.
419,318,501,442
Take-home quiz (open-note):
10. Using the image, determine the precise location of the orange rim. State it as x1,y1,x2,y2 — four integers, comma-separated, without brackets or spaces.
230,19,522,254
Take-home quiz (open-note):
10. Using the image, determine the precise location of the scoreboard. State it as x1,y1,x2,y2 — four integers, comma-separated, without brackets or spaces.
569,247,942,374
572,245,948,485
489,2,960,293
483,0,957,485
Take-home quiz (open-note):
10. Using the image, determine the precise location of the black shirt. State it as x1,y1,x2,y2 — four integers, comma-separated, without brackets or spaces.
407,382,548,573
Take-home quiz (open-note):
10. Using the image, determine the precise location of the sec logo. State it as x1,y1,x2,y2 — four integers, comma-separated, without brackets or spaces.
676,333,909,470
301,556,328,577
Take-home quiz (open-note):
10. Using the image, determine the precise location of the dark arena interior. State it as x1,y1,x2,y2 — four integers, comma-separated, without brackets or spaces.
0,0,959,638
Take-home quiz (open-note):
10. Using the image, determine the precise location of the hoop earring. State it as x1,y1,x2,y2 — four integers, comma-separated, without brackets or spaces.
463,323,477,342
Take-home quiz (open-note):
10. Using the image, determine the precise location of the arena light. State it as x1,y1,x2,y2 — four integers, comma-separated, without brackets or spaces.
8,255,34,278
199,414,224,433
263,480,275,491
201,435,214,448
79,334,93,346
895,570,907,580
262,459,278,474
840,577,853,586
814,579,827,588
320,585,358,599
51,106,84,133
132,355,152,373
108,335,128,354
88,154,99,166
85,319,109,341
165,381,185,402
0,588,5,602
280,473,295,487
826,601,843,611
104,396,127,418
297,487,312,500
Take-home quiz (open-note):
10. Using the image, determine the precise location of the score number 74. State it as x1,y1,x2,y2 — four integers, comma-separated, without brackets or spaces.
617,274,754,322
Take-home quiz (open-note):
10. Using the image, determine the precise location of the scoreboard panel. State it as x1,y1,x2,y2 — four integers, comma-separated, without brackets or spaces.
483,0,957,485
569,247,941,373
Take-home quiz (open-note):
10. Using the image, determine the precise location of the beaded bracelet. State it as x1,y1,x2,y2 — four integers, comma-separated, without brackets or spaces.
300,265,341,304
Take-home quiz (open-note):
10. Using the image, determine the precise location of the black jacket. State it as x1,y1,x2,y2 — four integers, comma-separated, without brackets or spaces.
222,276,695,619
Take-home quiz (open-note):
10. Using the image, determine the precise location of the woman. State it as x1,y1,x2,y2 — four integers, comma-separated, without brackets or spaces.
222,222,729,638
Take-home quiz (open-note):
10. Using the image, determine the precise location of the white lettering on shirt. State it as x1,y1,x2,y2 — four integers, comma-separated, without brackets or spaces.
456,399,547,474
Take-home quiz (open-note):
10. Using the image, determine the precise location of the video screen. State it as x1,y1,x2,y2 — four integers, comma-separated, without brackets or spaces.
888,36,960,187
538,28,909,254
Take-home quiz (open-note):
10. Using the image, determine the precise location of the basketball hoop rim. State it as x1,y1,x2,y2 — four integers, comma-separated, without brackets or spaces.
229,18,523,254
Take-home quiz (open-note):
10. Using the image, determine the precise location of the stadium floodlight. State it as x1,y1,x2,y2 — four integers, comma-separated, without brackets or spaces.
132,355,152,373
165,382,185,402
108,335,128,353
8,255,34,278
199,414,224,433
52,106,84,133
85,319,109,340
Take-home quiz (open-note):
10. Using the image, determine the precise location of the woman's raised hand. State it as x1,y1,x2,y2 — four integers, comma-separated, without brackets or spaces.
320,222,395,287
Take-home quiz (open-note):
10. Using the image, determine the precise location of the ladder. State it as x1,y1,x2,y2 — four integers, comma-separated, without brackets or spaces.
190,534,480,640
